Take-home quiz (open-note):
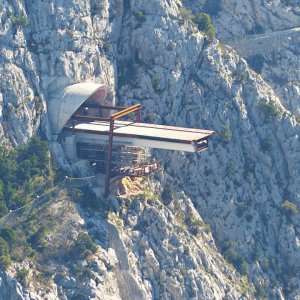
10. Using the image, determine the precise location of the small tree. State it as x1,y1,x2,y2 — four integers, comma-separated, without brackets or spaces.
152,75,161,92
0,237,10,270
0,255,11,270
161,185,173,205
281,200,298,217
240,260,249,275
219,124,232,143
0,238,9,256
258,102,280,121
16,268,29,286
193,13,215,40
134,10,146,26
12,15,29,27
74,233,97,257
0,227,16,246
29,226,48,250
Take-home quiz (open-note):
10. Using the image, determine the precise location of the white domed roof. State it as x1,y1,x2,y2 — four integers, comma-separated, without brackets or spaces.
48,83,108,134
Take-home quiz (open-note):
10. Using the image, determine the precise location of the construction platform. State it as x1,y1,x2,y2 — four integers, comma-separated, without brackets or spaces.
48,83,215,196
64,120,213,153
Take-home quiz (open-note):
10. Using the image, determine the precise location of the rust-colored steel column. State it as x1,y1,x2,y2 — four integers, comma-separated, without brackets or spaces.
104,118,114,197
104,104,141,197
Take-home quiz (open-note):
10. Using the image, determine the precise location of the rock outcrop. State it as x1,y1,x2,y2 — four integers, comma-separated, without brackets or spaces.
202,0,300,117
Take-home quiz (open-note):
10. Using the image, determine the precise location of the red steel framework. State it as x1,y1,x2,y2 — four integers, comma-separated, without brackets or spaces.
69,103,213,197
104,104,142,197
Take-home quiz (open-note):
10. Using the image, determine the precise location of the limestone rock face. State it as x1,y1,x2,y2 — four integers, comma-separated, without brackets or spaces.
0,183,253,300
0,271,28,300
115,1,300,298
0,0,300,299
202,0,300,117
0,0,115,145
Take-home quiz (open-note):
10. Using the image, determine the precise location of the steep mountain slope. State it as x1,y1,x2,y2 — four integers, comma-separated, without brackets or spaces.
0,178,254,299
115,1,300,298
201,0,300,117
0,0,299,299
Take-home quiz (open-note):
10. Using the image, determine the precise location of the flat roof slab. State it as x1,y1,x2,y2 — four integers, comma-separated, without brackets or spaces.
73,120,214,144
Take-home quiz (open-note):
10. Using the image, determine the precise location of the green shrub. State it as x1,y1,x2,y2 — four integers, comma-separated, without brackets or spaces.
258,101,281,121
12,15,29,27
0,238,11,270
240,260,249,275
193,13,215,40
219,124,232,143
152,75,161,92
0,136,52,216
74,186,98,209
134,10,146,26
0,255,11,270
0,227,16,246
203,223,211,234
29,226,48,250
0,201,8,217
224,246,238,262
238,72,248,83
179,8,215,40
75,233,97,257
281,200,298,216
261,257,270,272
16,268,29,286
188,218,204,234
66,29,75,38
222,240,239,264
161,185,173,205
243,171,254,183
0,237,9,256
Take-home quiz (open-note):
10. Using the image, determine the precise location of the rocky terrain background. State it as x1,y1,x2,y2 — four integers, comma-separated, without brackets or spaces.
0,0,300,299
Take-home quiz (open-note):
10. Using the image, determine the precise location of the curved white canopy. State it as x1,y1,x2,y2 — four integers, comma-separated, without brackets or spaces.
48,83,108,134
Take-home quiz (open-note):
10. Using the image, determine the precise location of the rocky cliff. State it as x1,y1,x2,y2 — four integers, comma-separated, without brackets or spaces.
205,0,300,118
0,0,300,299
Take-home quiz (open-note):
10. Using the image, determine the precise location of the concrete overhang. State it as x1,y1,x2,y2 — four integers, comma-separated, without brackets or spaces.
48,83,108,135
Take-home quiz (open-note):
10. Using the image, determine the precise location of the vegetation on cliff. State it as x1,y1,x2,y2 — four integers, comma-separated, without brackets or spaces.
0,136,53,217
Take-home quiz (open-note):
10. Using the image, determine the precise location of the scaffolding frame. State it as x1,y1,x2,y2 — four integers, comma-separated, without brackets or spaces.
104,104,142,197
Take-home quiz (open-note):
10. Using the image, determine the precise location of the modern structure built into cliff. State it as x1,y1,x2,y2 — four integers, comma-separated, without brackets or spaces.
48,83,214,195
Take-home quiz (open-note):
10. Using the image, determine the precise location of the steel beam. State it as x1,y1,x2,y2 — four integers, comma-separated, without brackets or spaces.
104,104,142,197
73,115,111,122
80,104,127,110
111,104,141,120
104,118,114,197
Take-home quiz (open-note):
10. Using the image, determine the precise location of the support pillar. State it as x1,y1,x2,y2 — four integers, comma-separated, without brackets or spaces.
104,118,114,197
